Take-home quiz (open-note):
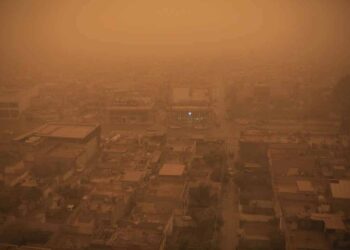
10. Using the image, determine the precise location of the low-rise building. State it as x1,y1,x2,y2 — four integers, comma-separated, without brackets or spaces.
15,123,101,163
168,87,214,129
3,161,29,186
106,226,165,250
330,180,350,215
106,90,155,126
0,86,38,119
120,170,146,186
158,163,186,182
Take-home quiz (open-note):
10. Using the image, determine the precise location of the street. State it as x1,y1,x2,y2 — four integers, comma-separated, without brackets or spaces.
215,83,240,250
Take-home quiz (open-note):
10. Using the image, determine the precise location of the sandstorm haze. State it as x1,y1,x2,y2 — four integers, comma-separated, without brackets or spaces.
1,0,350,67
2,1,350,250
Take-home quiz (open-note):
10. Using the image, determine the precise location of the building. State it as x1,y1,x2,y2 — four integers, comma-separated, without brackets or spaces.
168,106,212,127
15,123,101,162
106,90,155,126
0,86,38,119
69,184,132,233
158,163,186,181
45,144,88,171
330,180,350,215
120,170,146,186
106,226,165,250
27,143,89,181
171,87,212,106
168,87,214,129
108,106,154,125
3,161,29,186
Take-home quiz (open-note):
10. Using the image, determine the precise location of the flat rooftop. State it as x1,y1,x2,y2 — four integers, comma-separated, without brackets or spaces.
240,221,275,239
172,87,210,104
311,213,346,231
121,170,145,182
269,155,316,177
109,227,162,248
108,106,153,111
15,123,100,141
159,163,185,177
291,230,330,250
170,106,211,111
145,181,185,200
330,180,350,199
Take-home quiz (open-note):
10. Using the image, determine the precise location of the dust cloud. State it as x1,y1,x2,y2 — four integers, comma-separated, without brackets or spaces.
1,0,349,68
0,1,350,250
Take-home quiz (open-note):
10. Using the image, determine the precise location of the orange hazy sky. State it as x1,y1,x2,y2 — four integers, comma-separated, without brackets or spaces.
0,0,349,64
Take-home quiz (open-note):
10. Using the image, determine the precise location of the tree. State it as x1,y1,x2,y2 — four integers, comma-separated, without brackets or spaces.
57,185,84,200
0,222,51,245
189,182,217,208
190,207,222,240
21,187,42,202
210,166,229,183
234,160,245,172
333,75,350,129
178,240,189,250
0,187,20,214
0,152,19,170
270,230,285,250
203,150,226,167
210,167,222,182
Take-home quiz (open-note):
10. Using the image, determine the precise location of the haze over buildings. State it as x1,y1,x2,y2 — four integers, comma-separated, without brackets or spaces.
0,1,350,250
0,1,350,71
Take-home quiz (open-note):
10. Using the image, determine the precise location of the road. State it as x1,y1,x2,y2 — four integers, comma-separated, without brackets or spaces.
214,83,240,250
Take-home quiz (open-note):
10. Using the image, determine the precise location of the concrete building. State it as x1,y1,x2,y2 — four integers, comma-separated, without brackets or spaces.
106,90,155,126
0,87,38,119
121,170,146,186
330,180,350,215
158,163,186,182
168,87,214,129
107,226,165,250
168,106,212,126
108,106,154,125
171,87,212,106
3,161,29,186
15,123,101,163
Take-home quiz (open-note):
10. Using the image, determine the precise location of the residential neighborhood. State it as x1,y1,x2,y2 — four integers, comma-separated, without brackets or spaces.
1,1,350,250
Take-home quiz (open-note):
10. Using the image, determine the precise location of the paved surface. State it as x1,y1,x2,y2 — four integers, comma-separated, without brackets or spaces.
220,180,239,250
215,83,240,250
